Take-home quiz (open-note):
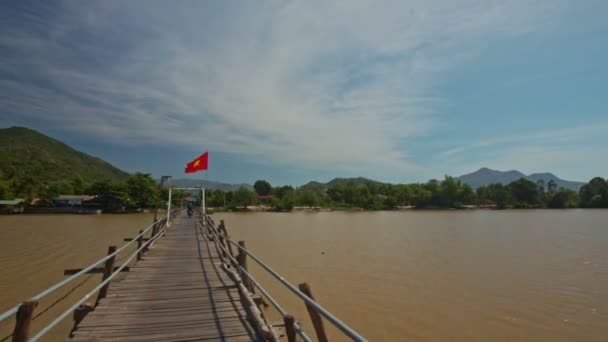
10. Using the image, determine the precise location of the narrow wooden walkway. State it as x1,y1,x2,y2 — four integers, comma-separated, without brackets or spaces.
70,212,258,341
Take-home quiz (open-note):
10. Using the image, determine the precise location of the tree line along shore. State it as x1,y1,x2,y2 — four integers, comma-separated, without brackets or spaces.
216,177,608,211
2,173,608,213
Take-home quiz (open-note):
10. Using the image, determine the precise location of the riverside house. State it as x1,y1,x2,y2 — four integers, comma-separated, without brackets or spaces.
0,199,25,214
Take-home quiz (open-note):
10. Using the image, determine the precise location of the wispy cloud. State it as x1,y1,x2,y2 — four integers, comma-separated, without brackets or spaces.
434,122,608,181
1,0,571,176
439,123,608,158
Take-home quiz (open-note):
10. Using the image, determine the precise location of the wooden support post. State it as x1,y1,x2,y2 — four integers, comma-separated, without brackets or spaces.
12,300,37,342
220,220,236,258
64,266,129,276
218,230,228,258
236,241,255,293
221,264,278,342
151,221,158,238
227,238,235,258
137,229,144,261
156,219,162,234
143,225,152,254
123,237,150,242
252,295,267,321
299,283,329,342
70,302,94,336
283,314,297,342
73,303,93,325
96,246,117,306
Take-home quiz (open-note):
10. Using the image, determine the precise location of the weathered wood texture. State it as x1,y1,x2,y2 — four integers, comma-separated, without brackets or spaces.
299,283,329,342
70,212,258,341
12,300,38,342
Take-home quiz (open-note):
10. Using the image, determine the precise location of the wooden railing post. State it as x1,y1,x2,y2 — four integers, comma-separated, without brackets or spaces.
144,224,154,254
137,230,144,261
70,302,94,336
283,314,297,342
150,222,158,243
96,246,117,306
220,220,236,258
217,222,228,258
299,283,328,342
12,300,37,342
236,241,255,293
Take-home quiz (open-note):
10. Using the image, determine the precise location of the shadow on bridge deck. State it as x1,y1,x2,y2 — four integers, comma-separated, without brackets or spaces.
70,212,258,341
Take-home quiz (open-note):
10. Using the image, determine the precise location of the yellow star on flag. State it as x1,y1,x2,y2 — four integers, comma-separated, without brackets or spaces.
194,160,200,167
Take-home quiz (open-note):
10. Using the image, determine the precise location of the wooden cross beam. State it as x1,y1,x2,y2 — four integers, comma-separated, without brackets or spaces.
63,266,130,276
123,237,150,242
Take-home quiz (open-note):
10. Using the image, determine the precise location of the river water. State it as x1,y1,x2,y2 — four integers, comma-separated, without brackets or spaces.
216,210,608,341
0,213,155,341
1,210,607,341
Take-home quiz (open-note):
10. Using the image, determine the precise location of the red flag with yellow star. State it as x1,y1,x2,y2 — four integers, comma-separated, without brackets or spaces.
185,152,208,173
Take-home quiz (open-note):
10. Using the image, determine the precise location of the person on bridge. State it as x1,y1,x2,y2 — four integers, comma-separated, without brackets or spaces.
187,202,194,217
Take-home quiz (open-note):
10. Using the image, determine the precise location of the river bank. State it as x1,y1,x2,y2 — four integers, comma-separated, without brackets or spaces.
209,204,499,213
0,207,166,215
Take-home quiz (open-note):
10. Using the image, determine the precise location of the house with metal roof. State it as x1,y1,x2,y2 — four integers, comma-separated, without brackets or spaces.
0,199,24,214
53,195,96,206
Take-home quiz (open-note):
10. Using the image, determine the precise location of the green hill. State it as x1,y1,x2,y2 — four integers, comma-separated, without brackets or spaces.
300,177,387,193
0,127,129,197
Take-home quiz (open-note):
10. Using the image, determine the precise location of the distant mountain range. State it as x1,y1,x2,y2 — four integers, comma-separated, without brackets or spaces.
158,170,587,192
0,127,587,193
169,178,253,191
300,169,586,193
455,167,585,191
300,177,384,192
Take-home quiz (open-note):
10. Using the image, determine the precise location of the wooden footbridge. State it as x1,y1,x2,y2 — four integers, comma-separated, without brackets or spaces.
0,207,366,341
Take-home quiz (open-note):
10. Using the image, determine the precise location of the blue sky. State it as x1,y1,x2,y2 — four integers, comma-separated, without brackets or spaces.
1,0,607,185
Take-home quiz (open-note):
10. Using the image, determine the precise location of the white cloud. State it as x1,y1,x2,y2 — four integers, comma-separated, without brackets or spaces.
1,0,571,176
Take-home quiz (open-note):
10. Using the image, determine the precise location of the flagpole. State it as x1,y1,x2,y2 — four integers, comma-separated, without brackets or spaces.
202,166,206,216
167,183,172,227
185,151,208,216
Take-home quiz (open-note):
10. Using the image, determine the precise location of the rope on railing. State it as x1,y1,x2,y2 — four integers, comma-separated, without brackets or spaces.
29,219,171,341
32,273,96,321
202,221,312,342
202,214,367,342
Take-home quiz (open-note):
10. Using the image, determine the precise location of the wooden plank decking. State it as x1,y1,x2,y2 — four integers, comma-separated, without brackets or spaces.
70,212,258,341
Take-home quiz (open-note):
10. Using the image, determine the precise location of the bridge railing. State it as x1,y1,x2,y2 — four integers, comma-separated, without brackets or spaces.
201,213,367,342
0,209,180,342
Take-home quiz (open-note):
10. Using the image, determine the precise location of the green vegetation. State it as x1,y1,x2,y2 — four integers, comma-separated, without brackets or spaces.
0,126,129,199
209,176,608,212
579,177,608,208
1,126,606,212
0,126,180,211
253,180,272,196
87,180,134,211
232,186,257,208
547,188,579,208
85,173,165,211
127,173,160,208
0,180,13,199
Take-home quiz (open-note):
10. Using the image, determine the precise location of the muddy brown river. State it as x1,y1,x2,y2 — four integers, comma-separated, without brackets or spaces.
1,210,607,341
